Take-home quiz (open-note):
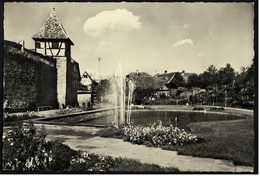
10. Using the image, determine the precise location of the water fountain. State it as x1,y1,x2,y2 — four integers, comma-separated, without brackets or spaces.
126,78,134,124
111,62,135,127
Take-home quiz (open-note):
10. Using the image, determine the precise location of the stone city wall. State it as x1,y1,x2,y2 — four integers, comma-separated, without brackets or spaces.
4,41,58,110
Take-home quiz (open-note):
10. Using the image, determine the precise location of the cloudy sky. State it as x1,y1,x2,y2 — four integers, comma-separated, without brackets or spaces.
4,2,254,79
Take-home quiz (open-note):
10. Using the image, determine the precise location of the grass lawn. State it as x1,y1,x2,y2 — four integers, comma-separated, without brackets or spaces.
107,157,179,172
162,118,254,166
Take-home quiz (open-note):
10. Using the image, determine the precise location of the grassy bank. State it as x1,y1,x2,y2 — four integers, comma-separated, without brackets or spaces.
162,118,254,166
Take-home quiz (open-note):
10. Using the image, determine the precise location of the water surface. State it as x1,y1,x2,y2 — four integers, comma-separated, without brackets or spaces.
84,110,245,128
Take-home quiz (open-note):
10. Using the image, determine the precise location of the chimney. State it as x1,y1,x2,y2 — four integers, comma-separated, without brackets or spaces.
164,70,167,74
136,70,139,75
182,70,185,76
21,40,25,52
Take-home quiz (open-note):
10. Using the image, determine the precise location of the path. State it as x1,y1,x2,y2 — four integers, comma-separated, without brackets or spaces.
40,124,254,173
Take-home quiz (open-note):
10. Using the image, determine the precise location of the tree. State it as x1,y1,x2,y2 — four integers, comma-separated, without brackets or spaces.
233,66,248,94
217,63,235,86
199,65,218,88
186,73,200,88
95,79,114,98
129,73,160,104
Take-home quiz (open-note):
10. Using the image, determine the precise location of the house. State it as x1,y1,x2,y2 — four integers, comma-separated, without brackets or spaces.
80,71,94,91
126,71,161,91
154,70,195,98
77,71,96,107
32,8,81,107
126,71,159,104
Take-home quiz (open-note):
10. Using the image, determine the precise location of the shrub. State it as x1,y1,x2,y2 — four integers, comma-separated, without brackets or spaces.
27,102,37,111
3,121,77,172
46,141,78,171
95,126,124,138
3,121,50,171
192,107,204,111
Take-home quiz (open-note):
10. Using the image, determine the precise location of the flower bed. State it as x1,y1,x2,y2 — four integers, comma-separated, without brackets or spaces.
97,121,201,147
55,108,84,115
4,112,40,126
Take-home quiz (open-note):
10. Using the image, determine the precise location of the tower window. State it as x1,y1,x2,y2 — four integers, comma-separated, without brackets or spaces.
52,42,59,49
36,42,41,48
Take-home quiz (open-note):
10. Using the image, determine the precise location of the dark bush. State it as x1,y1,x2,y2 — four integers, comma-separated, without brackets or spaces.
47,141,78,171
95,126,124,138
143,141,154,147
27,102,37,111
192,107,204,111
241,102,254,109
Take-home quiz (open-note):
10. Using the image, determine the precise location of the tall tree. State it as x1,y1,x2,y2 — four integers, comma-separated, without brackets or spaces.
199,65,218,88
218,63,235,86
186,73,200,88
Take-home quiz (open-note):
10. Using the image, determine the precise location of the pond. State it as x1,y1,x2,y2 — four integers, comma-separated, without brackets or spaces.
81,110,246,129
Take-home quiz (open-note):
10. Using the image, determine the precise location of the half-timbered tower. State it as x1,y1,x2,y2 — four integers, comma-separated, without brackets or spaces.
32,8,80,107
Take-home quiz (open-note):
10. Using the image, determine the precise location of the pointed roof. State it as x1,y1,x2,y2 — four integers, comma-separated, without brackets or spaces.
32,8,74,45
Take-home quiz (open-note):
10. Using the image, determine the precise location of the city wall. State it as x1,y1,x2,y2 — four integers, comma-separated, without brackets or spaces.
4,41,58,110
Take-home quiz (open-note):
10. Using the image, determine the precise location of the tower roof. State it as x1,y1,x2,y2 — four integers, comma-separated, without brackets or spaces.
32,8,74,45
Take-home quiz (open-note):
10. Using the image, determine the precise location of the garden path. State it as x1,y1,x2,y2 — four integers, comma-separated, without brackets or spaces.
40,124,254,173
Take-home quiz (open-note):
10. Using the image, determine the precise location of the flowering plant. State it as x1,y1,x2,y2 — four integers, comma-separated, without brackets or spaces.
3,121,51,171
121,121,198,146
68,151,114,172
56,108,83,115
2,121,76,171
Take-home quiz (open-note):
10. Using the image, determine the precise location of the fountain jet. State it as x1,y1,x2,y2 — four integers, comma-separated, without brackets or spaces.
112,62,135,127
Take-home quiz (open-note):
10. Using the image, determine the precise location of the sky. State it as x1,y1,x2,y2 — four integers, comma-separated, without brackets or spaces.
4,2,254,79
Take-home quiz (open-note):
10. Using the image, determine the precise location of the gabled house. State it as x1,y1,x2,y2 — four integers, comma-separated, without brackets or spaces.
77,71,96,107
154,70,195,97
156,70,195,87
80,71,95,91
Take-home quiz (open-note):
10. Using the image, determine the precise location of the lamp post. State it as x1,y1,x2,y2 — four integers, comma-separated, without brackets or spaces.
98,57,102,81
225,85,227,107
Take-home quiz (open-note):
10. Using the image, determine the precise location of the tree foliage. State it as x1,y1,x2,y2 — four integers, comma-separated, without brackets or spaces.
218,63,235,86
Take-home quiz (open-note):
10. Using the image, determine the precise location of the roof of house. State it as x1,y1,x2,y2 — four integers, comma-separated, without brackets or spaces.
182,72,195,82
32,8,74,45
126,71,162,90
156,72,175,80
126,72,152,79
81,71,94,82
156,71,195,84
